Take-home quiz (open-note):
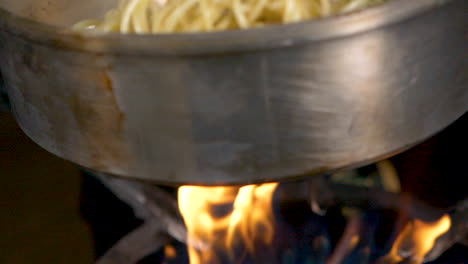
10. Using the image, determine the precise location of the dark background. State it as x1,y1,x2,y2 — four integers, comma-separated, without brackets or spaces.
0,112,94,264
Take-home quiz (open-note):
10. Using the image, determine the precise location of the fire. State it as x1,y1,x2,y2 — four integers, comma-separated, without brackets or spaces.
380,214,451,264
178,182,279,264
176,173,453,264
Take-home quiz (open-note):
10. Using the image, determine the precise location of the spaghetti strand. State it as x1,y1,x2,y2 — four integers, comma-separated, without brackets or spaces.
74,0,387,33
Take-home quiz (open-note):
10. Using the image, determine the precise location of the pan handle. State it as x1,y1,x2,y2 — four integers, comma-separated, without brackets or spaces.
0,71,11,112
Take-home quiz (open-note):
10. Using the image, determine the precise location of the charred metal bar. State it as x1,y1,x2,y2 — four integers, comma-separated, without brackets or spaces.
97,221,171,264
327,215,362,264
96,174,187,244
305,177,446,222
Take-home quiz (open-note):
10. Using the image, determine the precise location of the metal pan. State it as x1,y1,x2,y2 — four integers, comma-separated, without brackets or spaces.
0,0,467,185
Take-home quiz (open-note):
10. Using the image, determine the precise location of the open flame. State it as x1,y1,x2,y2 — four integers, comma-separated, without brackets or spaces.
178,183,279,264
177,180,453,264
380,214,452,264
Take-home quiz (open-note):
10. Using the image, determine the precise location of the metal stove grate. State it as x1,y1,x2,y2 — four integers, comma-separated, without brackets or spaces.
80,171,468,264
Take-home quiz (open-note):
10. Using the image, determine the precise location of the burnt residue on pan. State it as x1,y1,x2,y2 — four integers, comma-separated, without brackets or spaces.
68,68,129,172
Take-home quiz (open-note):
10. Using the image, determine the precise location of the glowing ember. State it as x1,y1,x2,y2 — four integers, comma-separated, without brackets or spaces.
379,214,452,264
178,183,279,264
164,245,177,259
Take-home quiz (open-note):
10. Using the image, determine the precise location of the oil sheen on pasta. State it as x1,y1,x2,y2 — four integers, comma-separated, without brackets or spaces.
74,0,387,33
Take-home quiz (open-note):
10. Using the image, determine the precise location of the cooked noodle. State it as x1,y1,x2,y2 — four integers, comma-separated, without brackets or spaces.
74,0,386,33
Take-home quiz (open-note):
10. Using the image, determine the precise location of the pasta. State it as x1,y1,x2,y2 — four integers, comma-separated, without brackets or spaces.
74,0,387,33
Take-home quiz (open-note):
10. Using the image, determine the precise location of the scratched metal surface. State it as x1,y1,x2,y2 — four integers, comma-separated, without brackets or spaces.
0,0,467,185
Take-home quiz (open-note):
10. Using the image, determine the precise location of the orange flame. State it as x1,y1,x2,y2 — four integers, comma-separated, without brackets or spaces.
380,214,451,264
178,180,452,264
178,183,279,264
